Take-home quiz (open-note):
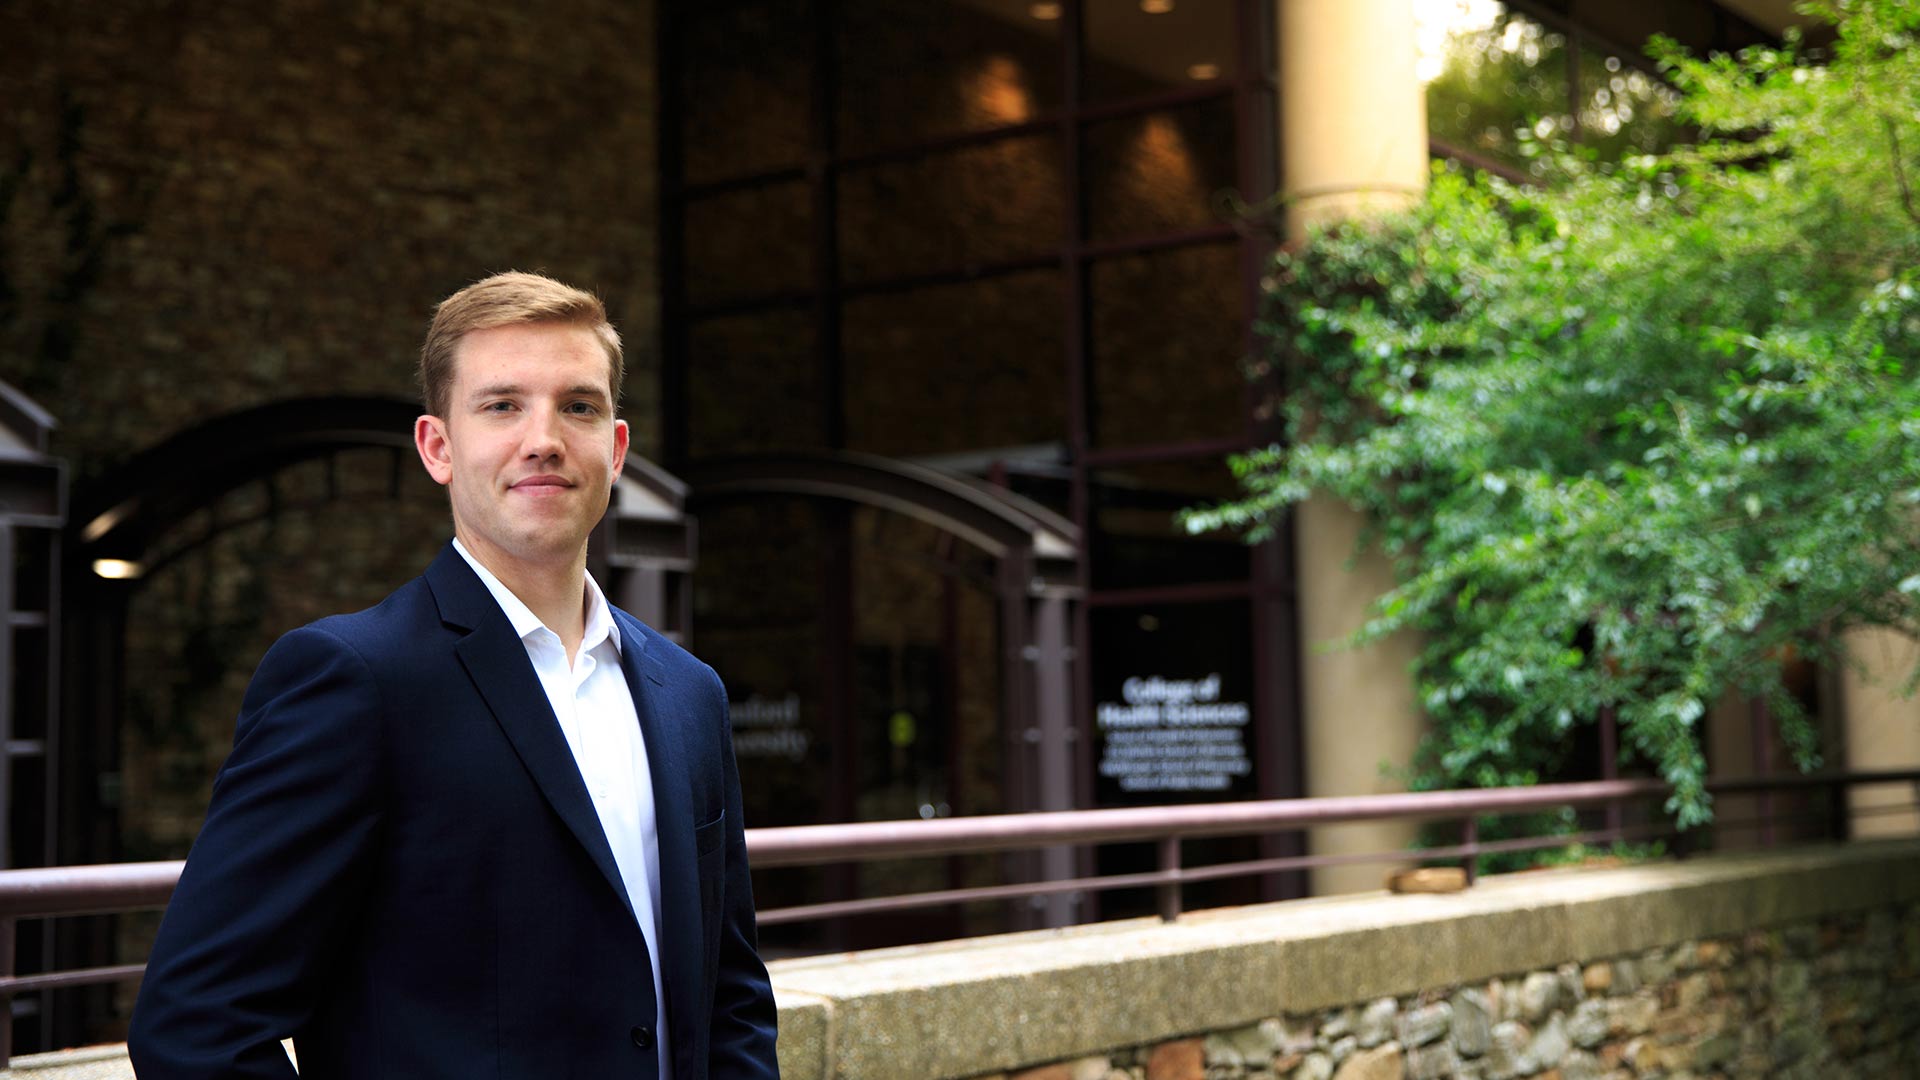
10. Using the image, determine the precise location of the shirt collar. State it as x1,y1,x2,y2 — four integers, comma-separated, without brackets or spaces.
452,538,623,655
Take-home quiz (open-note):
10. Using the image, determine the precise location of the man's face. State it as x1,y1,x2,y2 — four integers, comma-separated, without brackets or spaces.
414,321,628,574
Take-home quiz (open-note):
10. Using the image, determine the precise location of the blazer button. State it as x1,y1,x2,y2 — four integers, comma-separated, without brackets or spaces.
631,1025,655,1050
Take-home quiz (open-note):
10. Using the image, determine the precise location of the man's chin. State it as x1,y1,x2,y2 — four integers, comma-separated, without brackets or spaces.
462,529,588,570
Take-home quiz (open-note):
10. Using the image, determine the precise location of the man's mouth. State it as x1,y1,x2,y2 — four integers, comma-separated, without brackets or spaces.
509,475,574,492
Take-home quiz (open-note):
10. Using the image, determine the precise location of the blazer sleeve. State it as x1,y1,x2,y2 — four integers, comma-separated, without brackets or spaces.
128,624,385,1080
706,668,782,1078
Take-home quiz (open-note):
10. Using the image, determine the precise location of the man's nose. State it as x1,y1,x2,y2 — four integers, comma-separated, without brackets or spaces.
521,406,565,458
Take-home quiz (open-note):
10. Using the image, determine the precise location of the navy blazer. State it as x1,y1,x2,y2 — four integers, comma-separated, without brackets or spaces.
128,544,779,1079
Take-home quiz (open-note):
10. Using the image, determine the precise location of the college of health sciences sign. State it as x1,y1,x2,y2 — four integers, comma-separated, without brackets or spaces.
1096,674,1252,794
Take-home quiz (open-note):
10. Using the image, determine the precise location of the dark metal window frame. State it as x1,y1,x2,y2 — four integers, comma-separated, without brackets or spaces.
657,0,1300,896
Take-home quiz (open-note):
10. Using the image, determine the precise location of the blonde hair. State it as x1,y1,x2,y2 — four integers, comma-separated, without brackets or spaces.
419,271,623,416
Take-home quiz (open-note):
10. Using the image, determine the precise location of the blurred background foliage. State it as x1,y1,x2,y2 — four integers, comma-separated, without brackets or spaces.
1190,0,1920,828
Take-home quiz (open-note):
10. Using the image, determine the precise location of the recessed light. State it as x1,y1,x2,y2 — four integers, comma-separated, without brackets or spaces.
1030,1,1062,19
93,558,143,580
1188,62,1220,80
1142,0,1175,13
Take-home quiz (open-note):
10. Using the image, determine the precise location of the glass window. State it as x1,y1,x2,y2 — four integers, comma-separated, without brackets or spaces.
1085,100,1238,243
691,497,837,948
850,509,1001,825
687,311,822,457
684,181,812,306
839,134,1064,285
1090,459,1249,590
846,505,1005,942
1100,456,1243,504
122,496,450,862
1084,0,1238,103
837,0,1062,156
680,0,813,184
841,270,1066,457
691,498,833,830
1090,244,1244,449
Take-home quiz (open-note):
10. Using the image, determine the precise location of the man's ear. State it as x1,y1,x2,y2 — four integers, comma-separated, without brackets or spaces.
415,415,454,486
611,419,630,483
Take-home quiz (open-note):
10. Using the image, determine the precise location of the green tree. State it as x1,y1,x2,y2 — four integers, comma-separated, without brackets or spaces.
1189,0,1920,826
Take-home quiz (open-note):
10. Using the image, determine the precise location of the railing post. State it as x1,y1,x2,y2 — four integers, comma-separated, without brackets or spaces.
1,913,14,1065
1157,835,1181,921
1827,777,1849,842
1750,698,1776,847
1461,818,1479,886
1599,706,1622,842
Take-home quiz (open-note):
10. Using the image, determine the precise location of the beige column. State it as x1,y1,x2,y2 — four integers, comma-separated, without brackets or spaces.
1279,0,1430,894
1838,628,1920,837
1281,0,1430,234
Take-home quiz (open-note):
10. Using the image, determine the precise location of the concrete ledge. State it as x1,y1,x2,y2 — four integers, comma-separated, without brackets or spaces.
9,840,1916,1079
0,1044,133,1079
764,838,1920,1080
773,985,834,1080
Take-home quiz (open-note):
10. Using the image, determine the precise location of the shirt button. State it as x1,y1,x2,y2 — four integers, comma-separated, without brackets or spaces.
631,1025,654,1050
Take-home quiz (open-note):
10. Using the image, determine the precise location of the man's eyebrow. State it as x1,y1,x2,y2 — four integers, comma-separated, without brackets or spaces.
468,382,524,402
466,383,612,404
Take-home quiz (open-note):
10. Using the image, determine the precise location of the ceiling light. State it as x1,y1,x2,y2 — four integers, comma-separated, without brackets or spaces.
1188,62,1220,80
1141,0,1175,13
93,558,143,580
1029,1,1062,19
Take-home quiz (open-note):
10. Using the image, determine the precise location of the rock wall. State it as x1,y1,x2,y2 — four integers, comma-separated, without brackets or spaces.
980,903,1920,1080
765,841,1920,1080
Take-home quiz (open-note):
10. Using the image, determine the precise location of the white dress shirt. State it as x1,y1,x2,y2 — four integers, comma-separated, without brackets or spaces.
453,540,669,1076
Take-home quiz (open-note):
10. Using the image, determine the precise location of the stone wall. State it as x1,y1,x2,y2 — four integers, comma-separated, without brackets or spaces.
765,840,1920,1080
979,905,1920,1080
0,0,661,469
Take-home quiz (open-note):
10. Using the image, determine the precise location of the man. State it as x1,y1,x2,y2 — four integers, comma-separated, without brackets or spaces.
128,272,780,1079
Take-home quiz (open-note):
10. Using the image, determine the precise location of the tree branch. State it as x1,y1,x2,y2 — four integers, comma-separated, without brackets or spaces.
1884,116,1920,229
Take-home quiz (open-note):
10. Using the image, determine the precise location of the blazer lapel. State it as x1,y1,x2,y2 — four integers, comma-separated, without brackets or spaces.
616,612,702,1029
427,546,638,925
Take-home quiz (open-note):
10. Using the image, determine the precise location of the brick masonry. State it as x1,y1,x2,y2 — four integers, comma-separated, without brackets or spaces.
0,0,661,471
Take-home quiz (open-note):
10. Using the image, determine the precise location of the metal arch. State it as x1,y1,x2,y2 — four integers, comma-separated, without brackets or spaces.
682,448,1087,931
683,450,1081,575
0,381,57,457
71,396,423,561
74,395,696,568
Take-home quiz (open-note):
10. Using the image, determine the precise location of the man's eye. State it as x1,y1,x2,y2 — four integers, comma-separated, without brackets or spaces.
484,401,515,412
566,402,599,415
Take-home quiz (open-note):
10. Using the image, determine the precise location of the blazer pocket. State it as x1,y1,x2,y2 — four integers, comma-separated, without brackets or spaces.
693,810,726,857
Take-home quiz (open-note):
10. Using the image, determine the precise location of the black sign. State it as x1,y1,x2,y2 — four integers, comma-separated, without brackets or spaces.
1092,602,1257,803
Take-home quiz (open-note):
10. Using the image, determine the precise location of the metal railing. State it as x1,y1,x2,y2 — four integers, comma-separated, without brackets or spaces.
1,767,1916,1064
